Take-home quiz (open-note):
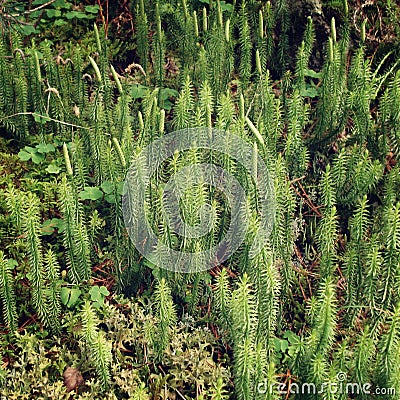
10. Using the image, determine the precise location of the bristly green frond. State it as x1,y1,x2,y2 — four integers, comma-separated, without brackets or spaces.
320,164,336,208
196,80,214,128
316,204,338,279
204,4,232,101
153,3,166,89
349,194,370,243
22,193,50,327
173,75,194,129
284,89,309,178
343,195,370,319
154,278,177,358
260,71,282,156
275,0,290,74
216,91,235,131
352,326,375,386
308,277,337,357
294,16,315,92
332,145,383,206
0,252,18,333
376,304,400,398
252,249,281,354
0,38,13,121
10,33,29,139
314,23,348,145
231,274,257,345
234,336,256,400
347,42,374,147
231,274,258,400
92,330,112,389
214,268,232,333
382,164,400,211
59,176,92,283
238,1,252,88
363,235,382,317
135,0,149,73
381,202,400,308
270,155,296,290
379,71,400,159
5,186,25,230
44,249,61,333
80,300,112,389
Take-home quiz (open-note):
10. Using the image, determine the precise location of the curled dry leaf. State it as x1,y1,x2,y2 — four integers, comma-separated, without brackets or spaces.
73,104,80,118
63,366,84,392
164,58,179,76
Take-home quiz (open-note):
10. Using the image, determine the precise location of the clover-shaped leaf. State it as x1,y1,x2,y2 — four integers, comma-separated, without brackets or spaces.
36,143,55,154
33,114,51,124
89,286,110,308
79,187,103,201
60,287,82,308
100,181,114,195
31,152,45,164
41,218,64,235
46,163,60,174
18,150,32,161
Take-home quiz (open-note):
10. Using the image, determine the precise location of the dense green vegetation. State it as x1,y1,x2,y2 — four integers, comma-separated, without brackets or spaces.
0,0,400,398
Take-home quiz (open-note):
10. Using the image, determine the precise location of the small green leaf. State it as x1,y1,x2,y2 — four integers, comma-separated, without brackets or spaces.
163,101,173,111
79,186,103,201
54,19,67,26
159,87,179,101
46,163,60,174
25,146,37,154
89,286,109,307
283,330,300,344
300,86,320,98
89,286,103,302
33,114,51,124
99,286,110,296
274,338,289,353
54,219,65,233
36,143,56,154
77,12,90,19
305,68,322,79
41,218,64,235
104,194,116,204
131,84,148,99
100,181,114,194
7,259,18,269
104,182,124,203
31,152,45,164
198,0,233,11
53,0,72,8
30,10,43,18
18,150,32,161
65,11,87,19
85,5,100,13
92,301,102,309
18,24,39,36
280,339,289,352
159,88,178,110
46,9,61,18
220,1,233,12
60,287,81,308
60,288,69,305
41,219,56,235
117,181,124,195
